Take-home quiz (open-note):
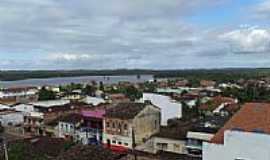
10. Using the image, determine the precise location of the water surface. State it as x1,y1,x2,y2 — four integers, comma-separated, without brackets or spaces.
0,75,153,88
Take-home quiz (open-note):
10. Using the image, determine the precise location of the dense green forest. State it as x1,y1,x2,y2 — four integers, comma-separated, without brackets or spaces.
0,68,270,81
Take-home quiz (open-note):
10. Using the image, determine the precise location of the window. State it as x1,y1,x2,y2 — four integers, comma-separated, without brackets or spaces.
124,124,128,130
124,143,129,146
65,124,69,132
118,141,122,145
154,120,157,129
106,122,110,128
112,140,116,144
157,143,168,151
118,123,122,132
112,122,115,128
174,144,180,152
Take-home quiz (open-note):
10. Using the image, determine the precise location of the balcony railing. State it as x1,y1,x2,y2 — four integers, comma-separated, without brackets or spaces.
79,127,101,134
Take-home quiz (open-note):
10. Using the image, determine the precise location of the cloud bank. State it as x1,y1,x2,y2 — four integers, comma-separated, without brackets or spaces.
0,0,270,69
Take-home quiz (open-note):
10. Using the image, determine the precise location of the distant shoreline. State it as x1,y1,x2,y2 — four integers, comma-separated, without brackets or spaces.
0,68,270,81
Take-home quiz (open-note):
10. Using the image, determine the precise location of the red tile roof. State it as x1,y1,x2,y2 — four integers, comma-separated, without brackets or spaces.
199,96,236,111
211,103,270,144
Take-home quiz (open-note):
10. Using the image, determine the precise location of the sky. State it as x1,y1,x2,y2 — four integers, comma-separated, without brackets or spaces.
1,0,270,70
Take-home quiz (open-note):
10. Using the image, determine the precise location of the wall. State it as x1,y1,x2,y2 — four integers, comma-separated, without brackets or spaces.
103,118,133,149
154,137,187,154
103,104,161,149
103,133,133,149
13,104,34,115
0,112,24,126
203,131,270,160
142,93,182,125
133,104,161,145
58,122,76,138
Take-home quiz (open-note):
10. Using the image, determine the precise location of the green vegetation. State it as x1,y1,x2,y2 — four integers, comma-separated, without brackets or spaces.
1,68,270,82
7,140,75,160
143,82,157,93
154,68,270,84
82,84,97,96
181,101,199,120
60,83,83,93
123,86,143,101
107,85,142,101
8,143,48,160
38,87,56,101
222,85,270,103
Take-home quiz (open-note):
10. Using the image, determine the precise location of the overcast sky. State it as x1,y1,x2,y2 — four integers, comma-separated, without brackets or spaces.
1,0,270,70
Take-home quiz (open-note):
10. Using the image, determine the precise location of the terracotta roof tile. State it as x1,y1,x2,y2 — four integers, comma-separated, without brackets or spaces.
211,103,270,144
105,102,146,119
199,96,236,111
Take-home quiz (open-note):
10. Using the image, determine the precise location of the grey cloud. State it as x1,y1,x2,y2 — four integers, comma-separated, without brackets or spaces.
0,0,268,70
220,26,270,54
251,0,270,20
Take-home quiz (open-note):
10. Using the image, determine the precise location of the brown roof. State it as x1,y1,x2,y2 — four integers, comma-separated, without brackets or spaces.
199,96,236,111
211,103,270,144
110,93,128,99
105,103,147,119
59,113,84,124
154,120,193,140
200,80,216,87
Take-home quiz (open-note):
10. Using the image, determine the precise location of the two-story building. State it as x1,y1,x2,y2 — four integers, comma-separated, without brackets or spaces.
103,102,161,151
58,113,84,140
137,119,194,155
57,109,106,145
24,100,90,136
0,87,38,105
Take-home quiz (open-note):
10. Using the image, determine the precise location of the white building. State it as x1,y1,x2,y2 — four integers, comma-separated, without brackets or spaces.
203,130,270,160
141,93,182,125
0,87,38,98
82,96,105,106
203,102,270,160
0,104,10,110
0,110,24,126
30,99,70,108
12,104,34,115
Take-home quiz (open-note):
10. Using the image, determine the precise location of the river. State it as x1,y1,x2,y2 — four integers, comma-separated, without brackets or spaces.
0,75,154,88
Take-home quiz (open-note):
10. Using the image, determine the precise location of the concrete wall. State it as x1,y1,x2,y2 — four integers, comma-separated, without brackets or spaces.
203,130,270,160
0,112,24,126
103,104,161,149
152,137,187,154
103,133,133,148
13,104,34,115
103,117,133,149
142,93,182,125
133,104,161,144
58,122,76,138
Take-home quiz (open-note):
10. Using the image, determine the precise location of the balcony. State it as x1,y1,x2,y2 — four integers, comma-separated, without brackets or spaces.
79,127,101,134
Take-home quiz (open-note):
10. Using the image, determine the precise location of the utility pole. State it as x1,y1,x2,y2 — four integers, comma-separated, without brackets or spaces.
3,139,8,160
132,128,137,160
0,137,8,160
